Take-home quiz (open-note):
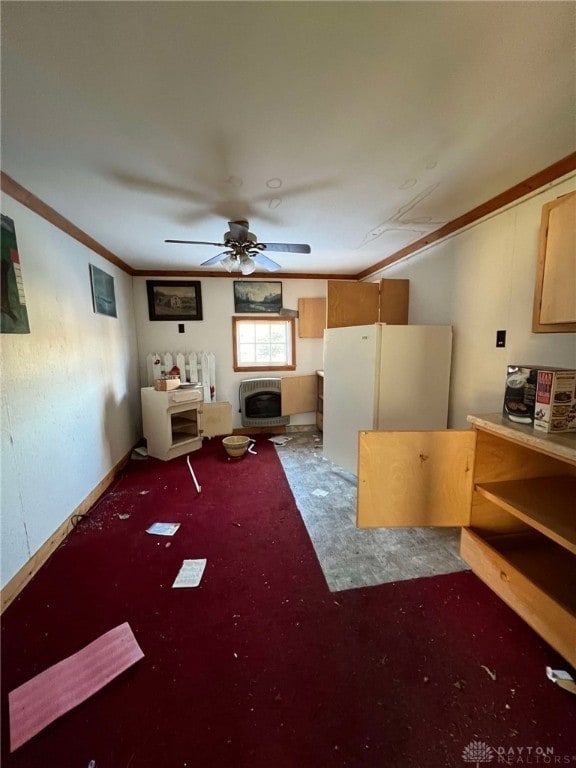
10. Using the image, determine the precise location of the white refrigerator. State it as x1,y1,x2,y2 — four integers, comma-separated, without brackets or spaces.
322,324,453,474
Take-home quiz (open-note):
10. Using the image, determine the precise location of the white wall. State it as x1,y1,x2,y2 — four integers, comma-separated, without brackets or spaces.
0,196,141,588
373,175,576,428
132,277,326,428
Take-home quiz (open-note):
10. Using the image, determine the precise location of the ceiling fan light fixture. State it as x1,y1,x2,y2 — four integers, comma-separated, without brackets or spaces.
239,254,256,275
220,254,236,273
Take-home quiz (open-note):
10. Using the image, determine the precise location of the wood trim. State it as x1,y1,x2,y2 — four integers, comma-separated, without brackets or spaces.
0,448,132,614
232,316,296,372
355,152,576,279
134,269,350,280
0,172,135,275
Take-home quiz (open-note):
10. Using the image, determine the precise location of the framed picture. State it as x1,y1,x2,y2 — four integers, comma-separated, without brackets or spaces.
1,214,30,333
233,281,282,314
146,280,203,321
90,264,117,318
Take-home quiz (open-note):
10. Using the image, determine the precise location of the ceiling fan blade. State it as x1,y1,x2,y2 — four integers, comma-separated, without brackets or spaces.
251,252,282,272
165,239,224,246
260,242,311,254
200,251,232,267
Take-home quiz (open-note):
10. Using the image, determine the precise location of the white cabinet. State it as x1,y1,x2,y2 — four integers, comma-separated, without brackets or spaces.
142,387,203,461
141,388,233,461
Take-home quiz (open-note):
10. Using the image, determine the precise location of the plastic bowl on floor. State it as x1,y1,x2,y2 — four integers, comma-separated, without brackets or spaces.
222,435,250,459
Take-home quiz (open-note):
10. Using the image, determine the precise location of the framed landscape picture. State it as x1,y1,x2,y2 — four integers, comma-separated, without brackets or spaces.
233,281,282,313
90,264,117,318
1,214,30,333
146,280,203,321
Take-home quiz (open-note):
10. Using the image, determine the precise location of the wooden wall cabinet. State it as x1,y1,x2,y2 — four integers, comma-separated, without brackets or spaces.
298,298,326,338
532,190,576,332
326,279,409,329
357,414,576,665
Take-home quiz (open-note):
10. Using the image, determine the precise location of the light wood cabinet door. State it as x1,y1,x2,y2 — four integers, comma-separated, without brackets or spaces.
298,298,326,338
326,280,380,328
532,190,576,332
199,402,233,438
379,278,409,324
326,279,409,328
280,375,317,415
357,430,476,527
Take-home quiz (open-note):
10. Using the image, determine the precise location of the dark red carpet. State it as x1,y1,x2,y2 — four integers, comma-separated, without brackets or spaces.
1,437,575,767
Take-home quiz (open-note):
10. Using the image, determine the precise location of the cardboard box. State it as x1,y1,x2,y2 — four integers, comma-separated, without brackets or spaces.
534,368,576,433
502,365,539,424
154,377,181,392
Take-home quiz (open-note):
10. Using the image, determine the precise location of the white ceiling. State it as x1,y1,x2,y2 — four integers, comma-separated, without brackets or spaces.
2,1,575,276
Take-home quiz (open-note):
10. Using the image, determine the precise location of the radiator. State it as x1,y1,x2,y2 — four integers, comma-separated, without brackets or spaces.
239,378,289,428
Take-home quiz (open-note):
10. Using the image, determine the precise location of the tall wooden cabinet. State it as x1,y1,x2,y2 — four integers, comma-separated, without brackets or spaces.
357,414,576,665
326,279,409,329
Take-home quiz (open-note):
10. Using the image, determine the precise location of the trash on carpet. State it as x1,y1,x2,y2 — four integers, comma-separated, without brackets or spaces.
8,623,144,752
172,559,207,588
117,514,130,520
268,436,291,446
546,667,576,695
312,488,329,497
480,665,496,680
131,446,148,460
247,438,258,455
186,455,201,493
146,523,181,536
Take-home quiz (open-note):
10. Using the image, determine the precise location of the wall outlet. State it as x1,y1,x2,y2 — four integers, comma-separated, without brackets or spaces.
496,330,506,347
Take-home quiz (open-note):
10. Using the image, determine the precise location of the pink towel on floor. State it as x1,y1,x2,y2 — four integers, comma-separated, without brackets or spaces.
9,622,144,752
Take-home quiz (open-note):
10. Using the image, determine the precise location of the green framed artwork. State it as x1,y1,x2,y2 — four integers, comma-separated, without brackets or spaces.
1,214,30,333
90,264,117,318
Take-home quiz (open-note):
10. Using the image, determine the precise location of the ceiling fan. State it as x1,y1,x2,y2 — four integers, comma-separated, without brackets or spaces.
165,219,311,274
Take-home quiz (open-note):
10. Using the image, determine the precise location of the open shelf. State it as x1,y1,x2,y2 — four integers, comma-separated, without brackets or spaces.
171,432,199,446
172,415,198,431
475,476,576,554
471,529,576,614
462,527,576,664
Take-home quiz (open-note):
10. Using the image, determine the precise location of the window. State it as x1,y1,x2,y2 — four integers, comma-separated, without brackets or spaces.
232,317,296,372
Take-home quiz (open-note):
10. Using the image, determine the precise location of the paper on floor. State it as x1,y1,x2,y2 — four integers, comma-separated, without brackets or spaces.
268,436,291,445
172,559,207,588
146,523,180,536
546,667,576,694
312,488,329,497
9,623,144,752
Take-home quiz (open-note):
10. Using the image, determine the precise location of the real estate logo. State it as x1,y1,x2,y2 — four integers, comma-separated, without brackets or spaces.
462,741,575,765
462,741,494,766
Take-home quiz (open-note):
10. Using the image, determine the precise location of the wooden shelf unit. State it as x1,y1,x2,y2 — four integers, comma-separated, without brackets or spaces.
316,370,324,432
357,413,576,665
475,476,576,553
